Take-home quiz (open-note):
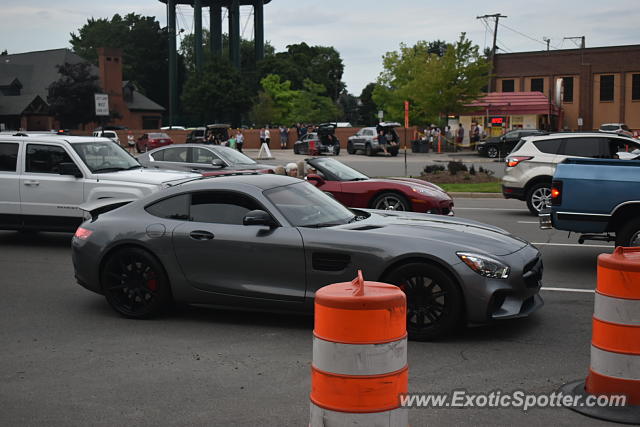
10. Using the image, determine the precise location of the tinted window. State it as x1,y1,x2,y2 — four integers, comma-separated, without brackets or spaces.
163,147,189,163
26,144,74,174
600,75,614,102
608,138,640,157
146,194,190,220
0,143,19,172
150,150,165,161
561,138,604,157
190,192,262,225
192,148,216,164
533,138,562,154
149,133,170,139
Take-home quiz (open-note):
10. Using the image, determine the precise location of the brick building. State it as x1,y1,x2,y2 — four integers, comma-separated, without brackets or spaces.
492,44,640,131
0,48,164,131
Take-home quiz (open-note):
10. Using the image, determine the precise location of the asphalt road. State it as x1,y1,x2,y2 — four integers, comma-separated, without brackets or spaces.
0,198,610,426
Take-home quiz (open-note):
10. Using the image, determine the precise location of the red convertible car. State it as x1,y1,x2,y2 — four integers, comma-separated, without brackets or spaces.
304,157,454,215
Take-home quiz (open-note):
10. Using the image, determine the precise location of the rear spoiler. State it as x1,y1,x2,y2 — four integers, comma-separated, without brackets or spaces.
79,198,135,221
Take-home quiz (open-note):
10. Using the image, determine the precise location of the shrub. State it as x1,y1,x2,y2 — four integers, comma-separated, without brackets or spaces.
424,164,445,174
469,165,476,175
447,160,468,175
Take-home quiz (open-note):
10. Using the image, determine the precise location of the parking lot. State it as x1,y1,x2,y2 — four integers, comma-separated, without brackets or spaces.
0,196,608,426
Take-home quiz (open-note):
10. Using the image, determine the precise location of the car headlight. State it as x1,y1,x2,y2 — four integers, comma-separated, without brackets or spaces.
456,252,510,279
412,186,434,195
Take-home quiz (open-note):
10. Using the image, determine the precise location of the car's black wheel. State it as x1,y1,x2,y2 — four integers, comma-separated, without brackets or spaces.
615,217,640,247
526,182,552,215
487,146,499,158
334,147,340,156
384,263,463,341
389,147,399,157
347,142,355,154
365,144,374,156
101,247,173,318
371,192,410,211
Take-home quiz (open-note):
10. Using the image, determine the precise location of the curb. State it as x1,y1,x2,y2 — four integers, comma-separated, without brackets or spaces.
449,192,502,199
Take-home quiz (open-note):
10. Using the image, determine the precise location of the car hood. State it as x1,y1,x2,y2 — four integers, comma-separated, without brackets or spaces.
386,177,448,193
343,210,529,256
95,168,201,185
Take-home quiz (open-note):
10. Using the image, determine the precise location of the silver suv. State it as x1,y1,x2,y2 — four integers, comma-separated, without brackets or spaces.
347,122,400,156
502,132,640,214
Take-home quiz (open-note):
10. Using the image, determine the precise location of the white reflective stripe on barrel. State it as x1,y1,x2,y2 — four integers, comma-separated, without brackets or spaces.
312,336,407,376
591,345,640,381
594,292,640,326
310,402,408,427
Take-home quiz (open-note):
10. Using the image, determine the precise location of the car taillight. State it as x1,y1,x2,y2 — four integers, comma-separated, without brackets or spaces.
506,156,533,167
74,227,93,240
551,181,562,206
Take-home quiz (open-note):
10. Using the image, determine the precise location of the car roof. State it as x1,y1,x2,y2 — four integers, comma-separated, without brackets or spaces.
0,134,111,144
527,131,636,141
180,173,300,191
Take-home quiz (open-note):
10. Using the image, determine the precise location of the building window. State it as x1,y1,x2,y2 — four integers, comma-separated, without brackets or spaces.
600,75,614,102
632,74,640,101
502,79,515,92
563,77,574,103
530,78,544,93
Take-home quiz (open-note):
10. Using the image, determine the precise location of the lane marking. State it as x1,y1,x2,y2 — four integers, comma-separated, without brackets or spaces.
517,221,539,224
532,242,613,248
454,207,524,211
541,287,595,294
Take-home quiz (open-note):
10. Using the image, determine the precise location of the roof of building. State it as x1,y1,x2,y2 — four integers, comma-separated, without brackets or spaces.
0,94,46,115
0,48,164,115
465,92,559,116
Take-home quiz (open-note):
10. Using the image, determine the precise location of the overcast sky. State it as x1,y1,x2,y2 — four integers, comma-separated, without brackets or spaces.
2,0,639,94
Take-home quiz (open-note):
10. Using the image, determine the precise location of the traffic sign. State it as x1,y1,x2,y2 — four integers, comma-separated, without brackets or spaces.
95,94,109,116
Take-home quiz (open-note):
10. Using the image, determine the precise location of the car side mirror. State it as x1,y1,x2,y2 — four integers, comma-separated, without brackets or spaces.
243,210,276,228
306,173,325,186
211,158,225,168
58,162,83,178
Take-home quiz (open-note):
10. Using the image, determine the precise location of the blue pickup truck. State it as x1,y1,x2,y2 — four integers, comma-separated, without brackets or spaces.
540,158,640,247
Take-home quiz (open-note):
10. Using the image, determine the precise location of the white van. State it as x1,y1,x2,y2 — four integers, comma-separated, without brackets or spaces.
92,130,120,145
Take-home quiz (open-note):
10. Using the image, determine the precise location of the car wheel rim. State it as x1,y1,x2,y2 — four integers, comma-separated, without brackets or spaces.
375,196,406,211
488,147,498,158
630,231,640,247
104,254,158,314
398,275,448,329
531,187,551,212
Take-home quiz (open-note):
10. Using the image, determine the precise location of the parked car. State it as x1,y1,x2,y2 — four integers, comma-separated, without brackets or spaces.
477,129,544,158
160,126,186,130
599,123,634,138
72,174,543,340
92,130,120,145
305,157,454,214
137,144,274,174
136,132,174,153
185,127,206,144
347,122,401,156
185,124,231,145
0,134,199,232
293,123,340,155
502,132,640,215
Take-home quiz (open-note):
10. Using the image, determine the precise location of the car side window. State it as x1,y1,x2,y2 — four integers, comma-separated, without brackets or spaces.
25,144,75,174
163,147,189,163
608,138,640,157
0,142,19,172
190,191,263,225
192,148,218,164
560,138,604,157
150,150,165,161
533,138,562,154
146,194,190,220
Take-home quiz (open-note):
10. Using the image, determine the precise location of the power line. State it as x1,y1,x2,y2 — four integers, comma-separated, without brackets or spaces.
500,22,558,50
476,13,507,92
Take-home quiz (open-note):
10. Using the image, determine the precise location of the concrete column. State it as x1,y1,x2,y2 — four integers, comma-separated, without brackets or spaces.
620,72,626,124
210,2,222,56
167,0,177,126
228,0,240,68
194,0,203,71
254,0,264,61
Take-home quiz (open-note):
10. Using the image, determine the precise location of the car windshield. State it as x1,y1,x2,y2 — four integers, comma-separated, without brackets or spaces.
264,181,355,227
149,133,170,139
309,158,369,181
72,141,141,173
214,147,256,165
600,125,618,131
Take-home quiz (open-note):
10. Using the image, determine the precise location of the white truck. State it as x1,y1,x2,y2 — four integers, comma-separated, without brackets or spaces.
0,134,200,232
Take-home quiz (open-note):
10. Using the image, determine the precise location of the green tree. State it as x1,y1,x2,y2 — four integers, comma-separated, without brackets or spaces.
337,91,359,124
358,83,379,126
47,62,101,128
373,33,490,125
181,58,252,126
70,13,179,110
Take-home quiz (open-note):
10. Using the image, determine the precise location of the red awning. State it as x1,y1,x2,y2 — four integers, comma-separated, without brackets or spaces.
465,92,559,116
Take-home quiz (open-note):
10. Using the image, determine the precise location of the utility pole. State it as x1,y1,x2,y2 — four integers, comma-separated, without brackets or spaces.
477,13,507,93
564,36,586,64
543,37,551,52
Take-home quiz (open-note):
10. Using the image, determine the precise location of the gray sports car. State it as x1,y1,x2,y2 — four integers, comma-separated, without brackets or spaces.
72,174,543,340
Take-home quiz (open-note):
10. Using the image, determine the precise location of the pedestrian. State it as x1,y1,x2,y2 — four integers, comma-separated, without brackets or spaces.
235,129,244,152
285,162,298,177
457,123,465,145
259,127,266,146
279,125,289,149
264,127,271,147
299,124,307,138
295,123,302,140
472,123,480,146
378,129,389,155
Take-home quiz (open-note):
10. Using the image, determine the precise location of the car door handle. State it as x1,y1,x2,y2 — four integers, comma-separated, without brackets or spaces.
24,180,40,186
189,230,215,241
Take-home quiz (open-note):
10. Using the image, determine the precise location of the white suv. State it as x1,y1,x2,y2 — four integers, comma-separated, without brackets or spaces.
0,134,199,232
502,132,640,214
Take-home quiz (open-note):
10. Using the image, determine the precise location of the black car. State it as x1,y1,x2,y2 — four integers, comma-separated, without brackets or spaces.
477,129,544,158
293,123,340,155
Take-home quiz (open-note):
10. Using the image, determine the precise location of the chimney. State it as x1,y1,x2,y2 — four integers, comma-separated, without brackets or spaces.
97,47,124,116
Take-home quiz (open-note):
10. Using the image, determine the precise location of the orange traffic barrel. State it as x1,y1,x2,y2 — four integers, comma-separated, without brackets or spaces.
560,247,640,424
309,271,408,426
